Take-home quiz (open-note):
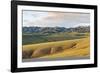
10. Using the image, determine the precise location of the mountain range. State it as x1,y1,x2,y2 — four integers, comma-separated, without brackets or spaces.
23,26,90,34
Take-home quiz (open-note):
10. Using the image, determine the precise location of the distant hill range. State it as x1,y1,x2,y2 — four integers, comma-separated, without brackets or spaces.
23,26,90,34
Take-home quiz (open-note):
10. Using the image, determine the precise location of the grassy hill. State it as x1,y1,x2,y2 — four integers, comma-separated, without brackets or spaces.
22,32,89,45
22,37,90,59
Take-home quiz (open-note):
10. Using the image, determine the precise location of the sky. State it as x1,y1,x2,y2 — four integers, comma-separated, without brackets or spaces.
22,10,90,28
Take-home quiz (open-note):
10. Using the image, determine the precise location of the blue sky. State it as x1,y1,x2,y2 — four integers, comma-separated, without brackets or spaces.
22,10,90,28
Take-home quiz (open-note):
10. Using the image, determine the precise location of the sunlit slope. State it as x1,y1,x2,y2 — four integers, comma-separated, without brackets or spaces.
22,37,90,59
40,37,90,58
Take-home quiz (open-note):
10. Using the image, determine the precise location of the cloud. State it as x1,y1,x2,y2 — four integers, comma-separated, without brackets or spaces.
23,11,90,28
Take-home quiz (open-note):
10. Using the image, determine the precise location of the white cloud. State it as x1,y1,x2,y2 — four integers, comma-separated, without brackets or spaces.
73,23,90,27
23,11,90,28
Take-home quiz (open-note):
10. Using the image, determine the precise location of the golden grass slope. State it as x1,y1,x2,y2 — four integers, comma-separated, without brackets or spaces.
22,37,90,59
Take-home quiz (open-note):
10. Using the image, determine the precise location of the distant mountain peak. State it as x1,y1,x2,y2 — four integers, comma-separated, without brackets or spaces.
23,25,90,34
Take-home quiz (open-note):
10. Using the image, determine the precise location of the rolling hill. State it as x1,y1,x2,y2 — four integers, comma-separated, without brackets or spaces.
22,37,90,59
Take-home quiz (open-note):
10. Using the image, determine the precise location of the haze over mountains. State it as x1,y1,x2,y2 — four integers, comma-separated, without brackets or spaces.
23,26,90,34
